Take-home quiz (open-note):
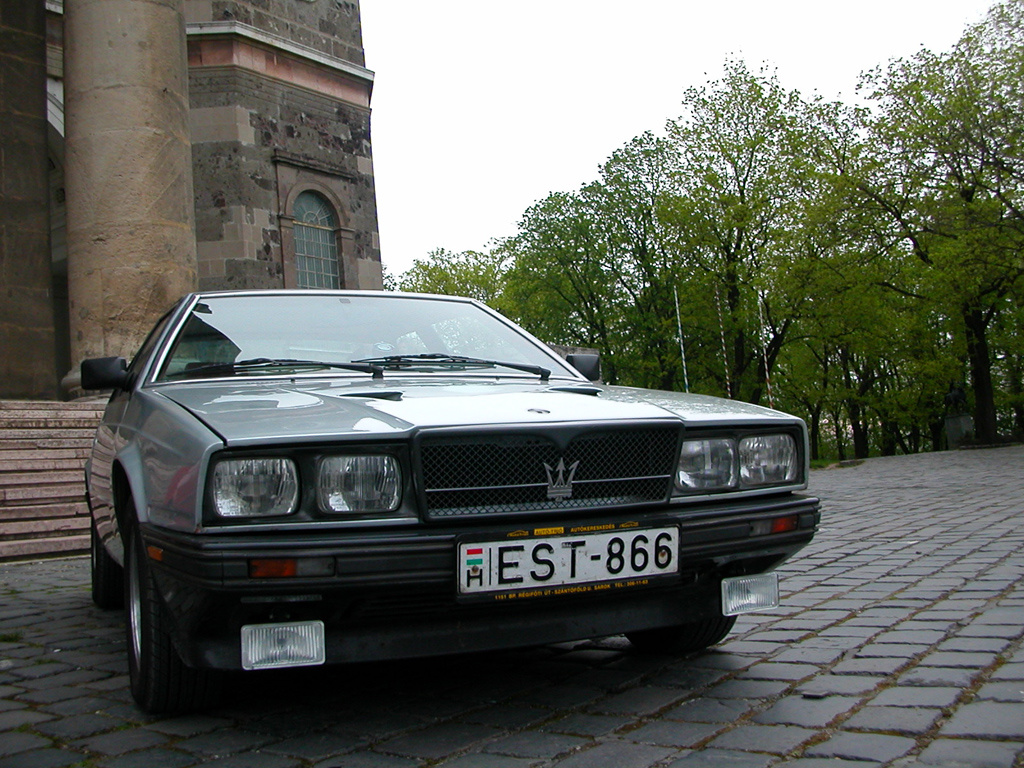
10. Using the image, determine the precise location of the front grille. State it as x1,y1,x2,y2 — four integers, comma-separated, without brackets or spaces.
419,425,678,519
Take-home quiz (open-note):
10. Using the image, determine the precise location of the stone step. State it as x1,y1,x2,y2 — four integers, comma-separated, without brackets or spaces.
0,534,89,562
0,501,88,520
0,428,98,443
0,447,91,461
0,515,89,539
0,399,107,411
0,400,102,562
0,455,88,472
0,470,84,487
0,486,84,506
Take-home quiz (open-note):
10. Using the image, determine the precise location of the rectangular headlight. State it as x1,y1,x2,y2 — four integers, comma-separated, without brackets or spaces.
676,438,737,492
241,621,325,670
739,434,798,486
722,573,780,615
318,455,401,514
212,457,299,518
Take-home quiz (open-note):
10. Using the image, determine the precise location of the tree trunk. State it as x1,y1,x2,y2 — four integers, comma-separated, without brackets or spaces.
963,306,998,443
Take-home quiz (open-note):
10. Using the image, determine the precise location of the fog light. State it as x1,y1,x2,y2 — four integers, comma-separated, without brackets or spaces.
241,621,325,670
721,573,779,616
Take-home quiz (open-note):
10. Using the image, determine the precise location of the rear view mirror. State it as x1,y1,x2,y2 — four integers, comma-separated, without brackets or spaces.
566,353,601,382
81,357,129,390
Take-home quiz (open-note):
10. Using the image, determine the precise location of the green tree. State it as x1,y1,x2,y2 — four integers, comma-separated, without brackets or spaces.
856,0,1024,442
665,60,837,404
398,248,508,306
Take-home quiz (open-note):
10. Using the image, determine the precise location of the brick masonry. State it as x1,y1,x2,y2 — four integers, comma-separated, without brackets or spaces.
0,445,1021,767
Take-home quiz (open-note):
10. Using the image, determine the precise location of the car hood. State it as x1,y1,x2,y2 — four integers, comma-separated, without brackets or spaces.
155,377,800,447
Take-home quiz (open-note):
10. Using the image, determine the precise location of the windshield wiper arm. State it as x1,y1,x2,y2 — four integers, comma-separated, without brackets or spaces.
354,354,550,381
167,357,384,380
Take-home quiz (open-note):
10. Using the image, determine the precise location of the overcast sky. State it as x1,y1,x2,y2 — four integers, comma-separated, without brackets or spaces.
360,1,995,278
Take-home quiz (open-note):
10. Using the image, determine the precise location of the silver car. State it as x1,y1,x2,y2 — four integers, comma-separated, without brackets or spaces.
83,290,819,713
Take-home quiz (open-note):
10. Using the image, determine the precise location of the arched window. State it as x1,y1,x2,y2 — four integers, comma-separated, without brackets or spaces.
293,191,341,289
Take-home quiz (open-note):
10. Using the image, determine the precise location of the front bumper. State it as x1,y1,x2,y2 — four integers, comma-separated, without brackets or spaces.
141,493,820,669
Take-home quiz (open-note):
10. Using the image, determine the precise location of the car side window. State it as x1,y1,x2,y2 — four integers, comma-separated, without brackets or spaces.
127,310,174,378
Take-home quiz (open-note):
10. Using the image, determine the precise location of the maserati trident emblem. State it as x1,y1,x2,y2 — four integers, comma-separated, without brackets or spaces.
544,457,580,500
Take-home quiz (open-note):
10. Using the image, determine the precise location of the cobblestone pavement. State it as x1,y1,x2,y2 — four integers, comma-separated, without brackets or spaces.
2,446,1022,768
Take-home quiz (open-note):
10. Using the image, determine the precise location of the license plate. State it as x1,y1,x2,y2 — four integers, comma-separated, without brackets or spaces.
458,525,679,599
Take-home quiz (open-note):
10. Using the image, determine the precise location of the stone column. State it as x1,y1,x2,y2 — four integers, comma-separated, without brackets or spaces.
63,0,196,377
0,0,57,399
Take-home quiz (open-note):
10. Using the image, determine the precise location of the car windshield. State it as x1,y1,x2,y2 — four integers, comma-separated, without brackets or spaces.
154,293,569,382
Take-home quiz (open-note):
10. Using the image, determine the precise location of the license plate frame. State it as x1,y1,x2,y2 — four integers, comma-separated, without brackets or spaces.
457,523,680,602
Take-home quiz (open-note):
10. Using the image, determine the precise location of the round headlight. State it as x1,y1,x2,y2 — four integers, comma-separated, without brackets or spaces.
739,434,798,486
212,457,299,518
318,455,401,514
676,438,737,491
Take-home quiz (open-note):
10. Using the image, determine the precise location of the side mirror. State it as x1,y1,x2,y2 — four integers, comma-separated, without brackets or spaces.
566,353,601,382
81,357,130,391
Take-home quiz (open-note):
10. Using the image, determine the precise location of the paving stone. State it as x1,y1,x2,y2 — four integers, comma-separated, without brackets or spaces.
703,679,790,699
547,739,676,768
871,685,962,707
916,737,1023,767
32,712,120,739
0,732,51,758
798,675,883,696
956,624,1023,639
736,663,819,682
938,636,1012,653
842,704,940,734
434,755,536,768
831,657,907,676
898,665,978,687
751,695,860,727
482,731,588,759
0,748,90,768
656,666,730,689
989,662,1024,680
188,753,299,768
542,712,631,737
855,643,931,658
99,748,199,768
781,760,882,768
923,651,999,668
0,708,54,730
168,729,271,758
311,752,420,768
664,748,775,767
144,714,235,737
707,723,816,754
940,701,1024,738
665,697,753,724
770,647,846,665
625,719,720,747
516,684,604,709
264,731,370,760
459,704,549,729
974,681,1024,702
803,730,916,762
71,726,171,756
589,685,684,715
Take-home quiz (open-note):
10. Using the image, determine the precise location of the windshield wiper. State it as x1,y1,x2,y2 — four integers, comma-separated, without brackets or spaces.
353,353,550,381
166,357,384,380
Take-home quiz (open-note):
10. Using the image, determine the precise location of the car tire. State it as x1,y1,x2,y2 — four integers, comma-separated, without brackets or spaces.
626,614,737,654
90,521,123,610
124,511,220,713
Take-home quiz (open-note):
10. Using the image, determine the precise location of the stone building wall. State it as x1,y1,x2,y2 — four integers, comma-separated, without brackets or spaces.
189,0,365,65
186,0,380,292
